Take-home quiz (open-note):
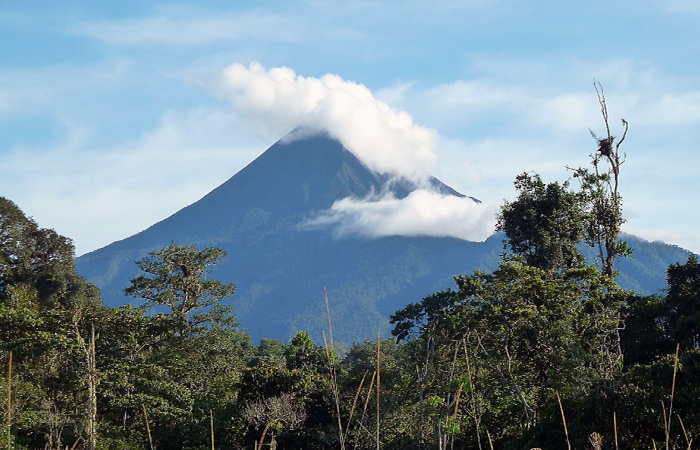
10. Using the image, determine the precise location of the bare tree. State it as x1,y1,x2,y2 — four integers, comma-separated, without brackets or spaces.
571,81,631,278
246,392,307,449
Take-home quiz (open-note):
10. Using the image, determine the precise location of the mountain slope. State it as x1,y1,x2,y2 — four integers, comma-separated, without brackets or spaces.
76,131,692,343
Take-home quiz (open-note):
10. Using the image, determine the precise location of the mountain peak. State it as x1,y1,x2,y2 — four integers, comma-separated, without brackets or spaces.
76,128,693,343
106,129,467,251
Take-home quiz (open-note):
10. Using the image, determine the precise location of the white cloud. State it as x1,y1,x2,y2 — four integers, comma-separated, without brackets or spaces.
209,62,501,242
67,8,303,46
378,58,700,137
375,81,416,106
212,62,439,180
0,107,271,256
426,80,526,112
307,189,498,241
535,93,601,130
633,91,700,126
0,58,131,117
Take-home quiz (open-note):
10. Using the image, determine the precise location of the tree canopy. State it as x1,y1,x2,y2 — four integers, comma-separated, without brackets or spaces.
124,242,236,334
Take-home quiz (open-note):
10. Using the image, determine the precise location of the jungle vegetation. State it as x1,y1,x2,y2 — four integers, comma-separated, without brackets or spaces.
1,89,699,449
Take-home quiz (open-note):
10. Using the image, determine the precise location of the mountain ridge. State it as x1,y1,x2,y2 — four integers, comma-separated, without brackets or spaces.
76,130,693,343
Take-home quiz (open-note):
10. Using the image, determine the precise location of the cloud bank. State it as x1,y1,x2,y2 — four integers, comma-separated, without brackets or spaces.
212,62,495,242
214,62,438,180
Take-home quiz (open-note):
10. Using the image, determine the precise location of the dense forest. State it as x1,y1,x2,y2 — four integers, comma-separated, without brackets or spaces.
2,96,700,450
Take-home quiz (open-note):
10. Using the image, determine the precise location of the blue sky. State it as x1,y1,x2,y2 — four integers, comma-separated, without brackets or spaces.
2,0,700,256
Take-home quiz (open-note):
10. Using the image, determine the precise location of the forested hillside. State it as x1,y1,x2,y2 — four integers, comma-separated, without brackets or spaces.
2,179,699,449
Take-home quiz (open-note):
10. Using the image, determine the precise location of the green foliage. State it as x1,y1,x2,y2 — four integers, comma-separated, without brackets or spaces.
620,294,672,365
666,254,700,349
285,330,326,372
2,135,700,450
391,260,625,443
572,165,632,277
124,242,236,331
497,172,586,272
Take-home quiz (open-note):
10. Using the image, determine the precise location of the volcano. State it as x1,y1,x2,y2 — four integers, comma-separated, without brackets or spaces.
75,130,691,343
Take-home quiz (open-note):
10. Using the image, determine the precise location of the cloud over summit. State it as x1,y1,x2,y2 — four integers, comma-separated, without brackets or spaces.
213,62,496,242
214,62,438,181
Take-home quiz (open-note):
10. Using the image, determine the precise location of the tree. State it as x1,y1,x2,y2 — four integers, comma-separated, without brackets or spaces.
665,254,700,350
571,82,631,278
391,89,634,442
620,294,672,366
124,242,236,335
1,197,93,309
496,173,586,273
0,197,104,449
391,262,623,437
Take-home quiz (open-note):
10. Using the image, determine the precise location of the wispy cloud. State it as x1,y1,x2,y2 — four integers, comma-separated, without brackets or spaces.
66,7,305,46
307,189,498,242
666,0,700,14
0,58,131,117
0,107,270,255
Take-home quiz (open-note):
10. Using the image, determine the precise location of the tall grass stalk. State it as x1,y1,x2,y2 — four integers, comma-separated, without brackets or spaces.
453,382,464,418
677,414,692,450
441,341,460,450
555,391,570,450
449,382,465,450
74,319,98,450
662,401,669,448
666,344,680,450
344,371,367,443
323,331,345,449
6,351,11,450
142,404,154,450
376,330,380,450
88,325,97,450
323,288,346,450
210,409,215,450
463,341,482,450
614,411,618,450
324,288,334,353
257,421,271,450
354,371,376,450
486,430,494,450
